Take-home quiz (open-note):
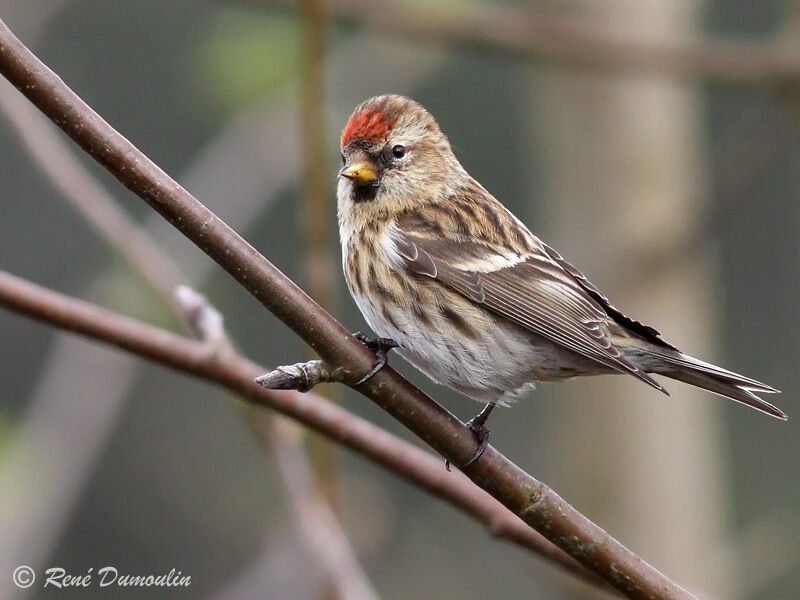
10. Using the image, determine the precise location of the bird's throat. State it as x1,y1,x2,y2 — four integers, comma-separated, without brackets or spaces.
352,181,380,202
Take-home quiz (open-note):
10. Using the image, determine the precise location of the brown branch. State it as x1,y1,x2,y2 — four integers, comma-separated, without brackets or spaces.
259,0,800,85
0,20,695,598
0,269,607,593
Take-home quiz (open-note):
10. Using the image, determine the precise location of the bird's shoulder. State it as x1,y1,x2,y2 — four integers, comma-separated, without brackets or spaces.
397,178,539,255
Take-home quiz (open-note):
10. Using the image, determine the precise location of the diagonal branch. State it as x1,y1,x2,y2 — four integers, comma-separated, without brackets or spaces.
0,73,379,595
0,269,607,593
0,19,695,599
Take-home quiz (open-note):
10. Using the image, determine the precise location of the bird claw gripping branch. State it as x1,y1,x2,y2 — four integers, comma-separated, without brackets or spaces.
445,402,496,471
353,332,399,385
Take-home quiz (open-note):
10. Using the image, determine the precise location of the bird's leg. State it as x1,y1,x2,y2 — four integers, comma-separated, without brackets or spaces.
464,402,496,465
445,402,496,470
353,332,399,385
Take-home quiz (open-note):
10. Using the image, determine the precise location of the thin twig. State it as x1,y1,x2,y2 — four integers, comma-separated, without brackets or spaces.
259,0,800,85
0,20,694,598
0,269,610,593
0,71,195,600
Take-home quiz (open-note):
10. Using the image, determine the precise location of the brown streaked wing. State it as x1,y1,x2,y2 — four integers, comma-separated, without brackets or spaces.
540,243,677,351
392,222,666,393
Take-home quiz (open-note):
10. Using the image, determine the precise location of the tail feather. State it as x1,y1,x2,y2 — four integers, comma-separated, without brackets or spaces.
646,350,787,420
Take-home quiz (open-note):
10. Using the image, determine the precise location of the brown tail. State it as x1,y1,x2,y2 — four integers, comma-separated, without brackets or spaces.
646,350,787,420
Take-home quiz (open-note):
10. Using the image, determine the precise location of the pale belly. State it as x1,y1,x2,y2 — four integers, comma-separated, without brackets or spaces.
350,287,604,406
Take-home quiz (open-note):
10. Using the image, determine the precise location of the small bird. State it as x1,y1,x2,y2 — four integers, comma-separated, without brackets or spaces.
336,94,786,464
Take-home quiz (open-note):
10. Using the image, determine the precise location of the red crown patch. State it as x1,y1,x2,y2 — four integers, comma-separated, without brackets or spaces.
341,107,396,147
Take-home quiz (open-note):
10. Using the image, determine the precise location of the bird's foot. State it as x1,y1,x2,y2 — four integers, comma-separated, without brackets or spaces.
445,402,496,471
462,418,491,467
353,332,399,385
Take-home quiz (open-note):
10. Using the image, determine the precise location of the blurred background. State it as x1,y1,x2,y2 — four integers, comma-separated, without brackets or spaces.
0,0,798,598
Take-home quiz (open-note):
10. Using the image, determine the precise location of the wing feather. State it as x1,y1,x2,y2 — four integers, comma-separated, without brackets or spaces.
541,244,676,350
393,218,665,392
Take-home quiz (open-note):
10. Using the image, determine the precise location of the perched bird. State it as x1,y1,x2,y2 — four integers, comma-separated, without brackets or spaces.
337,94,786,464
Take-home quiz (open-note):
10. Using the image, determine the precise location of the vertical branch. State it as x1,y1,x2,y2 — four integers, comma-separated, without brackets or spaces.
299,0,340,502
299,0,331,309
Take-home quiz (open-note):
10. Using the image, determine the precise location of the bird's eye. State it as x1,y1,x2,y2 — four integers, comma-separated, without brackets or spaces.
391,144,405,158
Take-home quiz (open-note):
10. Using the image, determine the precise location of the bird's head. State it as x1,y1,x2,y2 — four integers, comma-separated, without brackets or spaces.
337,95,463,227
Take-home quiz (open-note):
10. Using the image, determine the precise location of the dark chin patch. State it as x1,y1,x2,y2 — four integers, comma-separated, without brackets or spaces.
352,181,380,202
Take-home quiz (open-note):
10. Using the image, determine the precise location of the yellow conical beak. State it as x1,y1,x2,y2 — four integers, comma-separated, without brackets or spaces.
339,161,378,185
